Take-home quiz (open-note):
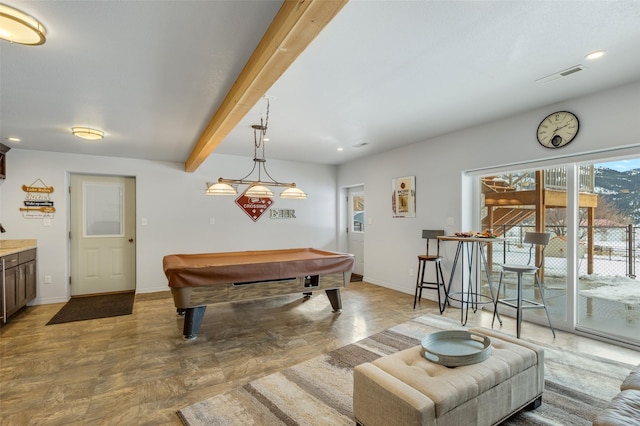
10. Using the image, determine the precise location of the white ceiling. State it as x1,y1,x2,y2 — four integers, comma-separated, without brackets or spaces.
2,0,640,168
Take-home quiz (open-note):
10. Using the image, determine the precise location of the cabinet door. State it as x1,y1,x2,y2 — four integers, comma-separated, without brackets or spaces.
0,270,4,322
17,263,27,308
5,267,18,316
26,260,36,301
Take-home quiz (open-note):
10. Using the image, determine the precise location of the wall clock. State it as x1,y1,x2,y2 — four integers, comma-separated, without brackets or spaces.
536,111,579,149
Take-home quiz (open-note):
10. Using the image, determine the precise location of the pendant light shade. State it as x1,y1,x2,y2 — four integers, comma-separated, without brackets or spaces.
205,182,237,195
280,187,307,199
245,185,274,198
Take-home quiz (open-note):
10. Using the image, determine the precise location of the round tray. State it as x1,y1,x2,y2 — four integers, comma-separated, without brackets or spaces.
421,330,492,367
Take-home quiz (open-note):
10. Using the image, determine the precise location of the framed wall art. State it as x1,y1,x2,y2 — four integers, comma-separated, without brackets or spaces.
391,175,415,218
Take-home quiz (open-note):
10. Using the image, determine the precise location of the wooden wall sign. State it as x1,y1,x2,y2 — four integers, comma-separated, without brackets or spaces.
20,179,55,218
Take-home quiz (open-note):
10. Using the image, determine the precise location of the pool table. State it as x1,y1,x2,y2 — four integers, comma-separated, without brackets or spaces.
163,248,355,339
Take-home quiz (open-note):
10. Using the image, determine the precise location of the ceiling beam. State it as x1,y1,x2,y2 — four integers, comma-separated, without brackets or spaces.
185,0,349,173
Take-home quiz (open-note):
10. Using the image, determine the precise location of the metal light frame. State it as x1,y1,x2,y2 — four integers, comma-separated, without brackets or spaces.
206,99,306,199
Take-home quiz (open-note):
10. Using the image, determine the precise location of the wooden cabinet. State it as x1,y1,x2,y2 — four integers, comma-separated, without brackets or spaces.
1,249,37,323
0,143,9,179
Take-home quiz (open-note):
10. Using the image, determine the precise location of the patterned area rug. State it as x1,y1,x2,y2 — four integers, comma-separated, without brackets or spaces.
177,314,633,425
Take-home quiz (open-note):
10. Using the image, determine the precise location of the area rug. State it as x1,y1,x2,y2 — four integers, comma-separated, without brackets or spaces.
177,314,633,425
46,292,135,325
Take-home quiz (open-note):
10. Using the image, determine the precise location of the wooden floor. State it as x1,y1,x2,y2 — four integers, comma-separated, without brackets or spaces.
1,281,638,425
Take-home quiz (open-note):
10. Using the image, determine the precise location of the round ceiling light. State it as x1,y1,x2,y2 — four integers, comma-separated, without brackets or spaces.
0,3,46,45
585,50,606,61
72,127,104,141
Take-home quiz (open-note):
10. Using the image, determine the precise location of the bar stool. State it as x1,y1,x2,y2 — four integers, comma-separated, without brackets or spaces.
413,229,447,313
492,231,556,338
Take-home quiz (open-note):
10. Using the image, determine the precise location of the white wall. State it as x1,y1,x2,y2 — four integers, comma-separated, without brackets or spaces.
0,151,337,304
3,81,639,306
337,81,640,296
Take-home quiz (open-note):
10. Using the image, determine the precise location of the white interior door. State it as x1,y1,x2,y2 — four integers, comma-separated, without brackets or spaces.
70,174,136,295
347,186,365,276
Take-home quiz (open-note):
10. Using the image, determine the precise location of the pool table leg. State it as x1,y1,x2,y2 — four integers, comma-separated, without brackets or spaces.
325,289,342,312
183,306,207,340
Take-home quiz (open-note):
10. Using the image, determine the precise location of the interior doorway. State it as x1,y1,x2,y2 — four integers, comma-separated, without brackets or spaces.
347,186,365,278
69,174,136,296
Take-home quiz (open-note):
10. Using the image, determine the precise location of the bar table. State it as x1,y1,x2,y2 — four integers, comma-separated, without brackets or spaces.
438,235,503,326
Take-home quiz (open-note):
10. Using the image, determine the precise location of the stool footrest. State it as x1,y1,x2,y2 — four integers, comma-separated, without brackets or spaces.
497,298,546,309
417,281,441,289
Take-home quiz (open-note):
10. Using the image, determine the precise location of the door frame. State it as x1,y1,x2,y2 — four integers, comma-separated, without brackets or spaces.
67,172,137,297
338,184,365,277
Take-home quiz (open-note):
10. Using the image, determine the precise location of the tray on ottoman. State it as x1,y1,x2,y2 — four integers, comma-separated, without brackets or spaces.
421,330,492,367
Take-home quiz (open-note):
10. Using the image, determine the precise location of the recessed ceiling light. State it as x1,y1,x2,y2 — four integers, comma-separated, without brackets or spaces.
71,127,104,140
337,147,344,151
6,137,21,142
0,3,46,45
585,50,606,61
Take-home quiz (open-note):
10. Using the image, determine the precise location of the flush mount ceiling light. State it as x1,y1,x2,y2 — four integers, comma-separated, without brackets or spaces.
205,98,306,199
0,3,46,45
71,127,104,141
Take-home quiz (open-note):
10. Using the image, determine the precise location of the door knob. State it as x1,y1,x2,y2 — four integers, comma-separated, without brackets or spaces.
128,238,134,243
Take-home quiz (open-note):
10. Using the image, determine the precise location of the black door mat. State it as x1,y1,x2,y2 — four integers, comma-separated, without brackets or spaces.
47,292,135,325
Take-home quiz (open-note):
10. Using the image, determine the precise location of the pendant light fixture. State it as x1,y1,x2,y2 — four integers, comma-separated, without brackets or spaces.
0,3,46,45
205,98,306,199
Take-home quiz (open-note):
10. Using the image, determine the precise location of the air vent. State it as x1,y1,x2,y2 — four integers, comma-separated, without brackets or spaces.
535,64,585,85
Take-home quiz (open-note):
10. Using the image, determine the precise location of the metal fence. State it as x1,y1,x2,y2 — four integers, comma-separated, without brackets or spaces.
491,224,638,279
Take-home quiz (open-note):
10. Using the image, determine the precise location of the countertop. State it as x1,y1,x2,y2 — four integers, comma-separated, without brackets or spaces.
0,239,37,256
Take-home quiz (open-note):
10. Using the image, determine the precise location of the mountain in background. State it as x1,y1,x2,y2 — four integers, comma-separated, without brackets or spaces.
594,167,640,225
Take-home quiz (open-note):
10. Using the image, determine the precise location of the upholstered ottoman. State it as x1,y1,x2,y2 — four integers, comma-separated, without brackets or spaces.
353,327,544,426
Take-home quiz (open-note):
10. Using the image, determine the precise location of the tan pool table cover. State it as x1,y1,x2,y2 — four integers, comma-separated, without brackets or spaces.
163,248,355,288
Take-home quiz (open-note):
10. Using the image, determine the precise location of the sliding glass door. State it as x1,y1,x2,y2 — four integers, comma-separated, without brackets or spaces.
478,156,640,347
480,168,568,328
576,159,640,345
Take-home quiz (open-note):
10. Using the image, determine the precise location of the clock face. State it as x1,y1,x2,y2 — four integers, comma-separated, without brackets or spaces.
536,111,579,149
